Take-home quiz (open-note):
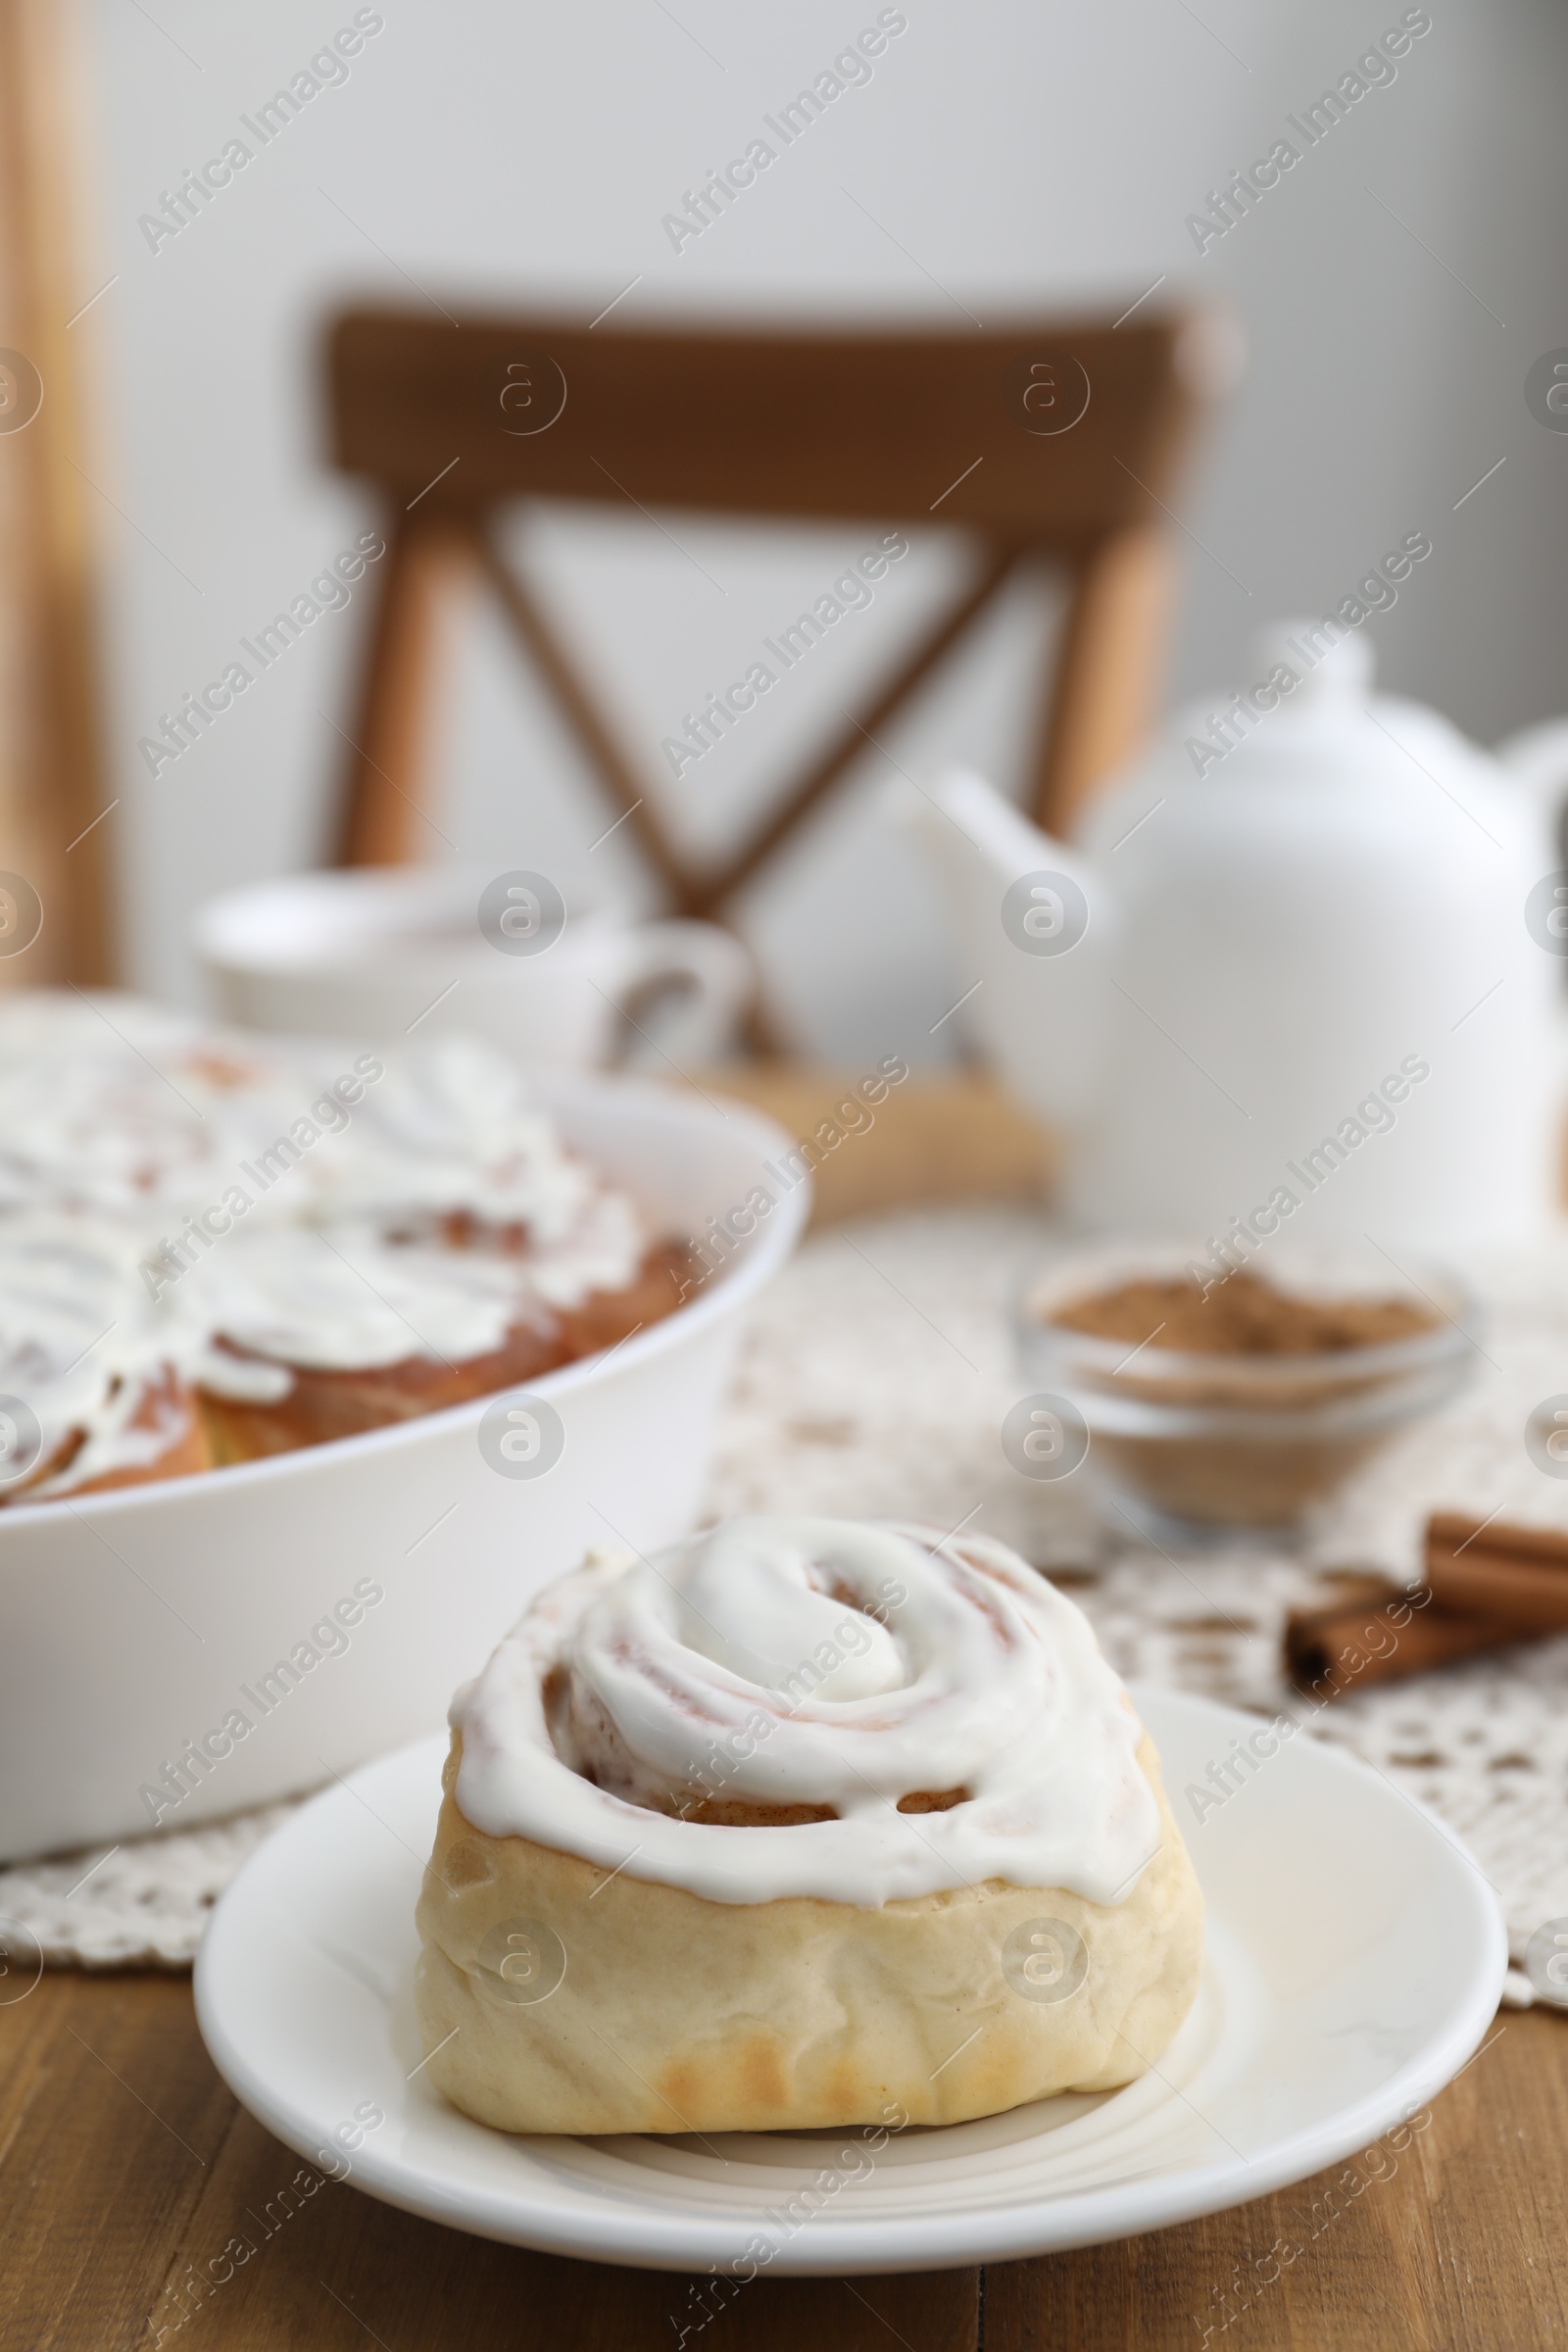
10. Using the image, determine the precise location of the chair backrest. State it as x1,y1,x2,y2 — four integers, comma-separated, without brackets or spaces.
322,306,1217,952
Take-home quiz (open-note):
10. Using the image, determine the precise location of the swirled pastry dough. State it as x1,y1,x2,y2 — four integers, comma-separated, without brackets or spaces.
416,1520,1204,2133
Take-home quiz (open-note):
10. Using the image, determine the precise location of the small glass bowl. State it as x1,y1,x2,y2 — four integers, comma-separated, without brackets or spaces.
1015,1239,1480,1543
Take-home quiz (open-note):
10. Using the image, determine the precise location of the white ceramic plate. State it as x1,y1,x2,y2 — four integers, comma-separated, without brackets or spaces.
195,1686,1505,2276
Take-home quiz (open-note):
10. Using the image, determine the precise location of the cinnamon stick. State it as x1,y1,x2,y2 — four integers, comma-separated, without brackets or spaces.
1425,1513,1568,1632
1283,1513,1568,1698
1427,1512,1568,1570
1284,1578,1518,1699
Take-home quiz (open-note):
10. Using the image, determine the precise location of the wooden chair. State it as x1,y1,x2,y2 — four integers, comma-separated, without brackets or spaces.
322,306,1220,1015
0,0,116,986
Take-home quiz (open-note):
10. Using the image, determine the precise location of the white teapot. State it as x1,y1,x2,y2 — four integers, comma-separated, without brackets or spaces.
907,628,1568,1249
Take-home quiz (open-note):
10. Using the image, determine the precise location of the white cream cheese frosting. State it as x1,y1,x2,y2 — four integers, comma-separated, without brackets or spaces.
451,1518,1163,1909
0,1214,203,1495
286,1035,618,1244
0,995,651,1483
0,993,275,1219
0,997,638,1253
187,1223,553,1379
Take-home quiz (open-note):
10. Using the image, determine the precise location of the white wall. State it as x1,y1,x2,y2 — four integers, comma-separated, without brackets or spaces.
79,0,1568,1062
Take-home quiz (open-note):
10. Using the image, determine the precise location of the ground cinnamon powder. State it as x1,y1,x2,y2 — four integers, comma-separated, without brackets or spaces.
1040,1269,1443,1527
1052,1271,1437,1356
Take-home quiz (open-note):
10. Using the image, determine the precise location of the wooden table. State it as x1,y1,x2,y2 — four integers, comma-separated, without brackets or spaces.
0,1972,1562,2350
5,1072,1566,2349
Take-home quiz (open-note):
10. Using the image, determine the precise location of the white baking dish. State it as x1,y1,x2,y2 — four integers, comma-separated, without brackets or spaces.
0,1071,808,1863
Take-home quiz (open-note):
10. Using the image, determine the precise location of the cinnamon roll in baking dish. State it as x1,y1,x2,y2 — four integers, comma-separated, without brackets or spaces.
0,1218,211,1502
415,1518,1203,2135
191,1220,691,1460
0,995,697,1494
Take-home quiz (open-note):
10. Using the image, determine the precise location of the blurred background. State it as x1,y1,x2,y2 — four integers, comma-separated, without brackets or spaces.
15,0,1566,1063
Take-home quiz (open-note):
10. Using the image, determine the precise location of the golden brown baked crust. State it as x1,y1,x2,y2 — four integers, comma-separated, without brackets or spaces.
413,1729,1204,2135
200,1243,694,1464
198,1319,567,1462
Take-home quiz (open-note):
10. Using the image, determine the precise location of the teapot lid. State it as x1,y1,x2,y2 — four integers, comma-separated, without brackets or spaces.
1165,619,1494,798
1254,620,1373,708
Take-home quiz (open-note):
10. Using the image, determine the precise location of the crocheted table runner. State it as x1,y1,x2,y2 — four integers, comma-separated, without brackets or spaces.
8,1203,1565,2005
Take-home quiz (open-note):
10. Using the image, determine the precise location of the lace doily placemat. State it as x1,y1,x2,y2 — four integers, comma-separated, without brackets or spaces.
9,1201,1568,1999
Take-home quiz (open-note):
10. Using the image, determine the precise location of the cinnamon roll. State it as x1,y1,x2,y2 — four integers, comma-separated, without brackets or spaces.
0,999,696,1487
0,1218,210,1502
414,1517,1203,2135
191,1218,686,1460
